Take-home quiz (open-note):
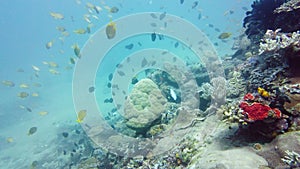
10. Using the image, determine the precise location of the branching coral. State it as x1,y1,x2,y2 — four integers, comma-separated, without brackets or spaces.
259,29,300,54
282,150,300,168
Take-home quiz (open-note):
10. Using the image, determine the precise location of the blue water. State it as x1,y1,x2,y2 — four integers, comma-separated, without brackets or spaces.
0,0,252,168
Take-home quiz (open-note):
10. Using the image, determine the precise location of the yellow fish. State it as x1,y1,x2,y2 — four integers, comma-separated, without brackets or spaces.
38,111,48,116
106,21,116,39
73,28,86,34
218,32,232,39
45,40,53,49
76,109,87,123
50,12,64,20
18,92,29,98
49,69,60,75
19,83,29,89
6,137,14,143
2,80,15,87
31,92,39,97
257,87,270,98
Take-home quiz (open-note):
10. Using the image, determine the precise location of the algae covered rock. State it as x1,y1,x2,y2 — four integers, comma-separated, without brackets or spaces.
188,148,268,169
124,78,167,132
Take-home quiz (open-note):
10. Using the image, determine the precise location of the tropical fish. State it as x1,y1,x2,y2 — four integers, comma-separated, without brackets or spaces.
88,86,95,93
170,88,177,101
110,6,119,13
257,87,270,98
45,41,53,49
2,80,15,87
50,12,64,20
159,12,166,20
150,13,157,19
192,1,198,9
117,70,125,76
6,137,14,143
180,0,184,4
73,28,86,34
70,57,76,64
19,83,29,89
151,32,156,41
32,65,40,72
108,73,113,81
218,32,232,39
48,61,59,68
105,21,116,39
125,43,134,50
62,132,69,138
38,111,48,116
28,127,37,136
76,110,87,123
72,44,81,58
141,58,148,67
49,69,60,75
31,92,39,97
18,92,29,98
56,26,66,32
174,41,179,48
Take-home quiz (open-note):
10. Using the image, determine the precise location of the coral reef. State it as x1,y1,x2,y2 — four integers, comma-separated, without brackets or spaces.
243,0,287,43
124,78,167,134
259,29,300,54
282,150,300,168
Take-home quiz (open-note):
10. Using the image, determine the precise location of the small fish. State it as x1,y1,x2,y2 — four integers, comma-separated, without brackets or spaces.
198,13,202,20
170,88,177,101
50,12,64,20
76,109,87,123
125,43,134,50
174,41,179,48
6,137,14,143
192,1,198,9
110,6,119,13
106,21,116,39
94,5,101,14
108,73,113,81
131,77,138,84
214,28,221,32
242,7,248,11
151,32,156,42
180,0,184,4
218,32,232,39
88,86,95,93
56,26,66,32
48,61,59,68
159,12,166,20
73,44,81,58
31,92,39,97
62,132,69,138
70,57,76,64
18,92,29,98
150,23,157,27
32,65,40,72
107,82,111,88
73,29,86,34
117,70,125,76
150,13,157,19
49,69,60,75
141,58,148,67
158,34,164,40
19,83,29,89
28,127,37,136
38,111,48,116
63,150,67,155
208,24,214,28
45,41,53,49
2,80,15,87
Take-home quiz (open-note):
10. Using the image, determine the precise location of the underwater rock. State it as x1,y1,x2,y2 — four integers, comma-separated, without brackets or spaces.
188,148,268,169
257,131,300,169
124,78,167,133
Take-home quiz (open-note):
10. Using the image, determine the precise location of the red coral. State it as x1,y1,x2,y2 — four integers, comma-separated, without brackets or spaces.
240,102,271,121
243,93,255,101
239,101,282,121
